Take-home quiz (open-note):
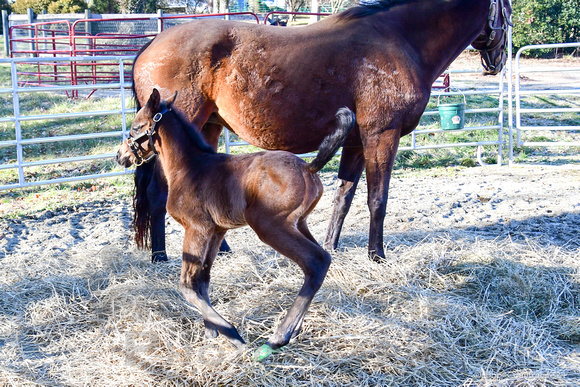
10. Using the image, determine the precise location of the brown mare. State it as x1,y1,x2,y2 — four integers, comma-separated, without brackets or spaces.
117,89,355,358
131,0,512,262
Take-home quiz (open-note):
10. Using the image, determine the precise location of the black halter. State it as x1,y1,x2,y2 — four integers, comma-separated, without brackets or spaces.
127,107,170,166
472,0,512,74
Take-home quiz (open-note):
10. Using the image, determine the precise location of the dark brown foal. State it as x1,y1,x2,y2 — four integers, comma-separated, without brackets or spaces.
117,89,355,360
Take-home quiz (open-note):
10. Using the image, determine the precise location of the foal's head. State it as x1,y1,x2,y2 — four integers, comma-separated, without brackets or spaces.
116,89,216,168
116,89,176,168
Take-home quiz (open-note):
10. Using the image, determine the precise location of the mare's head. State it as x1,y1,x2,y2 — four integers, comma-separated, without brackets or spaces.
116,88,176,168
471,0,512,75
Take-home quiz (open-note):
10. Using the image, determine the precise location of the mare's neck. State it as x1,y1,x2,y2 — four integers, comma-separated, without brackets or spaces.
375,0,489,84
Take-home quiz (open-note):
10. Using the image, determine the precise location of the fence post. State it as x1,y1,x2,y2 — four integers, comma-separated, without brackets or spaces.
310,0,320,23
26,8,36,57
157,9,163,33
84,9,92,35
2,10,9,56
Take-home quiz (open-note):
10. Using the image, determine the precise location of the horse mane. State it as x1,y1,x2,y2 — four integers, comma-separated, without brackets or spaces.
338,0,416,20
162,103,217,155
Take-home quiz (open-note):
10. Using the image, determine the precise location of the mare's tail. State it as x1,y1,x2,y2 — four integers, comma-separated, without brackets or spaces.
307,107,356,173
133,161,153,249
131,39,156,250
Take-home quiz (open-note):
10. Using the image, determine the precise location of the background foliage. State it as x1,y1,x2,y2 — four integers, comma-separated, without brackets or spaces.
512,0,580,55
11,0,86,14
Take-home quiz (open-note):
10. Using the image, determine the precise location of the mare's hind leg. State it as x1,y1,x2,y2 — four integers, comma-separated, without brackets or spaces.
323,146,365,251
247,215,331,350
179,229,244,347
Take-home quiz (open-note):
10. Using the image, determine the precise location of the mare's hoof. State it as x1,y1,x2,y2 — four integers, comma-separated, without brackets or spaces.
151,251,168,263
219,239,232,254
252,344,273,362
368,250,385,263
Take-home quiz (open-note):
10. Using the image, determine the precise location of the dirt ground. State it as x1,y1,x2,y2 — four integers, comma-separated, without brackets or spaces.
2,166,578,263
450,51,580,91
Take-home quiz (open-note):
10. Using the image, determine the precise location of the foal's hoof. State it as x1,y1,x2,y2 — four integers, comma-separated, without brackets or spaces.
204,321,219,339
151,251,168,263
252,344,273,362
322,240,338,252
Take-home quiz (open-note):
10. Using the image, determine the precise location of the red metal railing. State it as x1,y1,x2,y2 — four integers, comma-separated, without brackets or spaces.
9,13,263,97
9,20,75,93
9,12,451,96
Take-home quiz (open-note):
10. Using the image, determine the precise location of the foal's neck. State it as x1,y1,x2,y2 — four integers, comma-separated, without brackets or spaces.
155,115,213,185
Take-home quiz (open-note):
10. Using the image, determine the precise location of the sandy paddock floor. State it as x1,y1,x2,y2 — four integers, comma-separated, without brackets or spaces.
1,165,579,385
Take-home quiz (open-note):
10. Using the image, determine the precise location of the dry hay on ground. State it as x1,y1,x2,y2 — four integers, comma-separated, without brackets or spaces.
1,165,579,386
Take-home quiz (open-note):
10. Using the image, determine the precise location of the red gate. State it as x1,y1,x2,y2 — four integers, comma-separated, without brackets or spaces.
9,12,450,96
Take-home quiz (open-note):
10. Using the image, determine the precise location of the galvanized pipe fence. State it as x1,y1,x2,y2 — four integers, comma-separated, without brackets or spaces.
0,55,134,190
509,42,580,164
0,42,578,191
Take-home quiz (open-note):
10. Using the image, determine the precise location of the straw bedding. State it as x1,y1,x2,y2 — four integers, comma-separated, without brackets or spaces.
1,165,579,386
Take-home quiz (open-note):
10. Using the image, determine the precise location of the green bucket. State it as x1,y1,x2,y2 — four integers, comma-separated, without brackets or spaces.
438,93,466,130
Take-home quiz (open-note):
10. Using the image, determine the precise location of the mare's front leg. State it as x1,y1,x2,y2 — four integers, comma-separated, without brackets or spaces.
323,146,365,251
201,122,231,254
179,228,244,347
148,162,168,262
362,129,401,261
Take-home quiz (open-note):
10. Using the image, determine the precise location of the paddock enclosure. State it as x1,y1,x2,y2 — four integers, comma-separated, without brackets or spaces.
1,7,580,386
1,9,579,190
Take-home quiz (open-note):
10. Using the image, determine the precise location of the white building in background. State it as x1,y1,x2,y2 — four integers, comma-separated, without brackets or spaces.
263,0,286,9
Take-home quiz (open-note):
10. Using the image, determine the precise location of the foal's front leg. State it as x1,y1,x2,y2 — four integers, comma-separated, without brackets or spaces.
180,229,245,347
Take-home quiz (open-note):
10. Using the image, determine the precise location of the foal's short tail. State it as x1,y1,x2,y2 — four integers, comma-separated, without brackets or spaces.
307,107,356,173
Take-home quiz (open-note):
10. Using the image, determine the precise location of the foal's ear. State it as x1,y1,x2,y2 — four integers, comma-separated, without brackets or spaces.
166,91,178,108
146,88,161,113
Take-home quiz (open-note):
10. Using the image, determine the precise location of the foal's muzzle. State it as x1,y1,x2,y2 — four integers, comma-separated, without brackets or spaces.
115,143,135,168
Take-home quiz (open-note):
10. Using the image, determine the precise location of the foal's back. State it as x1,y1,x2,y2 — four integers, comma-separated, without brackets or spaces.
171,150,322,231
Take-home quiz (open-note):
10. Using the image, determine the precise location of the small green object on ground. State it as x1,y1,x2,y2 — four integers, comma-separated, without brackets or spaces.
253,344,273,362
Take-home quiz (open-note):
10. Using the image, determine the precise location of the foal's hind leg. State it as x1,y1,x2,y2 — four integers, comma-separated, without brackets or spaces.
179,229,244,347
248,215,331,350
